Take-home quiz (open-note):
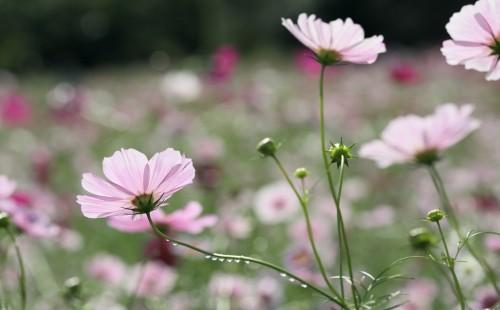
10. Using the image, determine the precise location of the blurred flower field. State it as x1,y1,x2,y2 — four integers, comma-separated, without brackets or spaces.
2,36,500,309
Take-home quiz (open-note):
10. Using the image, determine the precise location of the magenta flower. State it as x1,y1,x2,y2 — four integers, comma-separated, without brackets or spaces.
209,44,239,82
390,63,420,84
359,104,480,168
441,0,500,80
282,13,386,65
0,92,32,127
107,201,217,234
77,148,195,218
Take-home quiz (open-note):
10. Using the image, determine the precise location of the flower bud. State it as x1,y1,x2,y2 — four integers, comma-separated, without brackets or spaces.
294,167,309,179
0,212,10,229
256,138,278,157
409,227,437,251
327,140,354,168
426,209,445,222
63,276,81,300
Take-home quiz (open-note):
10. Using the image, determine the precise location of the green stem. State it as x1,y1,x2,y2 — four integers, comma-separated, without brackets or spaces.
436,221,466,310
427,164,500,295
145,213,347,308
271,155,343,302
318,65,358,309
5,227,26,310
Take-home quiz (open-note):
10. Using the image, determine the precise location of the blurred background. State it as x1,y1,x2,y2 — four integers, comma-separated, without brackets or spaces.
1,1,500,309
2,0,471,70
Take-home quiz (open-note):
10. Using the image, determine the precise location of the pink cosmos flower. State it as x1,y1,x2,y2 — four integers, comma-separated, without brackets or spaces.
209,45,239,82
402,279,437,310
282,13,386,65
441,0,500,81
253,182,299,224
0,92,32,126
485,235,500,253
85,253,126,286
107,201,216,234
128,261,177,297
390,63,420,84
359,104,480,168
76,148,195,218
0,175,16,199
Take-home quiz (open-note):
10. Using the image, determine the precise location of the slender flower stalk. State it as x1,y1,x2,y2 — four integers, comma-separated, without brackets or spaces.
318,65,358,308
434,220,466,310
5,227,26,310
145,212,347,308
427,164,500,295
271,154,342,301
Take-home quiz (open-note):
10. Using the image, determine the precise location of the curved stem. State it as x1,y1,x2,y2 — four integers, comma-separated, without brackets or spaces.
271,155,343,302
427,164,500,295
5,227,26,310
145,213,347,308
436,221,466,310
318,65,358,309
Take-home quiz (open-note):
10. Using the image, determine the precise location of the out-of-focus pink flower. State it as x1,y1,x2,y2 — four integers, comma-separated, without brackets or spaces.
402,279,437,310
485,235,500,253
209,45,239,82
108,201,216,234
288,218,329,241
191,137,225,162
253,182,299,224
129,261,177,297
473,192,500,212
77,148,195,218
358,205,395,229
0,92,32,126
86,253,126,286
219,215,252,239
208,273,250,299
55,228,83,251
473,286,499,310
0,175,16,199
441,0,500,81
282,13,386,65
144,237,177,266
9,208,60,238
195,162,222,190
31,148,53,185
162,201,217,234
390,63,419,84
47,83,86,122
295,50,324,76
359,104,480,168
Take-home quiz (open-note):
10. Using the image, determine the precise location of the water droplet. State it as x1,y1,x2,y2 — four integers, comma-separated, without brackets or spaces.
227,259,233,263
211,257,218,261
172,243,178,246
301,284,308,288
289,278,295,283
205,255,211,259
218,258,225,262
280,273,287,277
234,259,241,263
244,260,250,264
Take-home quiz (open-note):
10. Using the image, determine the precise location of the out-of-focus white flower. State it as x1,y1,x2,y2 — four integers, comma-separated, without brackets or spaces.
253,182,299,224
160,71,202,103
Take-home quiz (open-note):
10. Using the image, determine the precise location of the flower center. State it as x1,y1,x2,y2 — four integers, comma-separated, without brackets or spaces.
132,193,156,214
490,38,500,56
414,149,439,166
316,50,341,66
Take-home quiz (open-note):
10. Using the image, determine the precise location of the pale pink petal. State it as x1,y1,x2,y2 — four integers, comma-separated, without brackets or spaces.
0,175,16,199
282,17,319,52
155,157,195,198
162,201,217,234
76,195,131,218
358,140,410,168
341,35,386,64
102,148,148,195
381,115,427,155
486,59,500,80
81,173,130,199
441,40,493,67
146,148,183,193
330,18,364,51
474,0,500,36
445,3,494,43
107,210,165,232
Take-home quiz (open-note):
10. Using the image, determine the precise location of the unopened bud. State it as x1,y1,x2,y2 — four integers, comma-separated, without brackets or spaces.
294,168,309,179
0,212,10,229
256,138,278,157
426,209,445,222
409,227,437,251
